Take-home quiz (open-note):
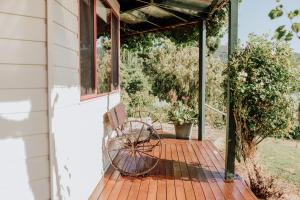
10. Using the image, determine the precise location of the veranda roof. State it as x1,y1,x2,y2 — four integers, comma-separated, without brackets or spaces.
118,0,225,37
117,0,239,181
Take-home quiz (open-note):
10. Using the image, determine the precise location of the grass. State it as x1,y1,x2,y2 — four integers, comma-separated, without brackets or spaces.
257,138,300,187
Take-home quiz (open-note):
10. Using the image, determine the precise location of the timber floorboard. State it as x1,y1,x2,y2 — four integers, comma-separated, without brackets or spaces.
90,139,257,200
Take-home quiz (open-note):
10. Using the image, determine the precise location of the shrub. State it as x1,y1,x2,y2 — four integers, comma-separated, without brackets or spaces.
247,163,283,199
224,35,298,161
142,38,199,109
287,125,300,139
206,55,227,128
121,48,155,116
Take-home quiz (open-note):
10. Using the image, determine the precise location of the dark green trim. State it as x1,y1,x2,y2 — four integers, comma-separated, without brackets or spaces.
198,19,206,141
225,0,238,181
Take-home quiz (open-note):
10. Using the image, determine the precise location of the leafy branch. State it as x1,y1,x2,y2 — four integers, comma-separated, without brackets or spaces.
269,0,300,41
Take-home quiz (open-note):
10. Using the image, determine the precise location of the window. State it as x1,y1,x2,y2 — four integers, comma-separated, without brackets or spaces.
111,13,119,90
79,0,119,99
80,0,95,96
96,1,111,94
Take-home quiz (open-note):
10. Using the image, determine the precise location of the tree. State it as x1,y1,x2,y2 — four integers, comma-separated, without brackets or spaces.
224,35,298,161
141,38,199,109
120,47,155,115
269,0,300,41
224,35,298,198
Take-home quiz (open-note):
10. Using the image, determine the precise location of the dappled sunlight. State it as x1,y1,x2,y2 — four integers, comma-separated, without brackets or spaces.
0,100,31,121
0,138,34,199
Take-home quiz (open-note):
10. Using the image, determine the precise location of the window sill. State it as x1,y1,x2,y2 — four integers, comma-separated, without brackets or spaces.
80,89,120,102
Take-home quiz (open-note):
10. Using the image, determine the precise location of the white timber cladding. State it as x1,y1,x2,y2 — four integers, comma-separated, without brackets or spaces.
47,0,121,200
0,0,49,200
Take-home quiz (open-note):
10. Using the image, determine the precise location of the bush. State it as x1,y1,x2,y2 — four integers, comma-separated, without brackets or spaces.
121,48,155,116
224,35,298,161
122,37,229,126
247,163,283,199
142,38,199,109
288,125,300,140
206,55,227,128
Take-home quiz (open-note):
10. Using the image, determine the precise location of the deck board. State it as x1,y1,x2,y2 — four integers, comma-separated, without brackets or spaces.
91,139,256,200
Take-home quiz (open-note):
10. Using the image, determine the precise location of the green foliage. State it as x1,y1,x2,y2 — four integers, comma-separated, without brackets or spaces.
288,125,300,140
206,2,229,54
96,50,111,93
121,48,150,95
268,5,284,19
291,23,300,33
120,48,155,115
288,9,300,19
122,1,231,55
141,38,199,109
206,55,227,128
121,34,228,126
168,102,198,125
224,35,298,161
269,1,300,40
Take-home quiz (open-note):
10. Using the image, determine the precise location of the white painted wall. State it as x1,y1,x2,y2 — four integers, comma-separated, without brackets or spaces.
47,0,121,199
0,0,119,199
0,0,50,199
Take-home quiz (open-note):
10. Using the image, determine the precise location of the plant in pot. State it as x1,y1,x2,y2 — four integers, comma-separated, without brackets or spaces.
138,39,199,138
168,101,198,139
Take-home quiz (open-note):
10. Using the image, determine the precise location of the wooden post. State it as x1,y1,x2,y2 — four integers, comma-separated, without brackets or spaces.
198,19,206,141
225,0,238,181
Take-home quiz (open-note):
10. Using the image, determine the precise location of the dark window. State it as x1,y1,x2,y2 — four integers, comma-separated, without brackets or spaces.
80,0,119,99
111,13,119,90
96,1,111,94
80,0,95,96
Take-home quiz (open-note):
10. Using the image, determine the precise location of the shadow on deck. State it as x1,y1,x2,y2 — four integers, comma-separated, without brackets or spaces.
89,139,256,200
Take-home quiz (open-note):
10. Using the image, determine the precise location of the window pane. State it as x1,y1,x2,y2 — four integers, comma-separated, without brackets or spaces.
96,1,111,94
80,0,95,95
112,13,119,90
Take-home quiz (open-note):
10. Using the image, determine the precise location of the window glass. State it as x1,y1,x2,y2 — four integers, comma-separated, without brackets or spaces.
111,13,119,90
80,0,95,95
96,1,112,94
80,0,119,98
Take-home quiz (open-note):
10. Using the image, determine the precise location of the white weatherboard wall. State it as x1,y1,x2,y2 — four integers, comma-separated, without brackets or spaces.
0,0,50,199
47,0,120,199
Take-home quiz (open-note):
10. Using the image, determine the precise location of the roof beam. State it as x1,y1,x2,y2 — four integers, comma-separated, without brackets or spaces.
119,1,148,12
130,0,188,22
135,0,188,22
154,3,203,18
126,12,161,27
121,20,199,38
120,0,210,15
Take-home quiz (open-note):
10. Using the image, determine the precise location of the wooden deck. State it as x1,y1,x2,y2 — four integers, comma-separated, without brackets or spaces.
89,139,256,200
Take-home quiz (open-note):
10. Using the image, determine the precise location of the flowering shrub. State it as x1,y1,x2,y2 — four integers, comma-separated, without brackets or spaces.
224,35,298,161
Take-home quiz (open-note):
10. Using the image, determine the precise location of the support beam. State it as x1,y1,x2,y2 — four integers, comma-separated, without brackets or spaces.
225,0,238,181
198,19,205,141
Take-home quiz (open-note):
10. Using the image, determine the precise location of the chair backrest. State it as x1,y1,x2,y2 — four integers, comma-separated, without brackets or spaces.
107,103,127,129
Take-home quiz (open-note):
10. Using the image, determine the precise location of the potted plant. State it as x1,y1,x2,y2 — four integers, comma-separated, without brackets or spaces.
168,102,198,139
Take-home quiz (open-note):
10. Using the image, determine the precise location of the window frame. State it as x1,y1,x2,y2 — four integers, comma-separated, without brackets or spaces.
79,0,120,101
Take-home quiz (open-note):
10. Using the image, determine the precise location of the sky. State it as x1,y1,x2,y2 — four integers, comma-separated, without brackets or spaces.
222,0,300,53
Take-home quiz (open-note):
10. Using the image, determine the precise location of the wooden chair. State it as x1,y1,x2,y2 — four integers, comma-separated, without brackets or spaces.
105,103,162,176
